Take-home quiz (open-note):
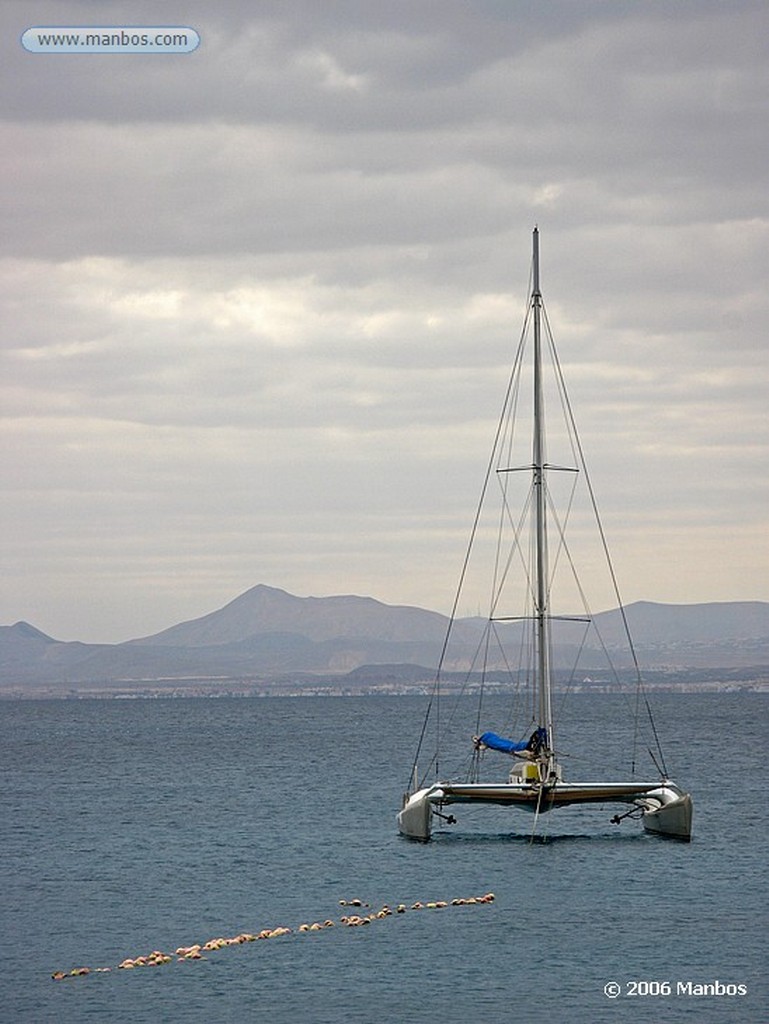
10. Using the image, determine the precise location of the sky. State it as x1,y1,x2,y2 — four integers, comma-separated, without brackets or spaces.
1,0,768,643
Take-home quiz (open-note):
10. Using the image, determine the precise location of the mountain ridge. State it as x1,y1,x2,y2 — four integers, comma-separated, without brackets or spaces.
2,585,768,692
129,584,456,647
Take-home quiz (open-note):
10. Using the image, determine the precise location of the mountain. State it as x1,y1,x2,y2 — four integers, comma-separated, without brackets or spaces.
594,601,769,648
574,601,769,671
129,584,456,646
1,585,768,693
0,621,57,677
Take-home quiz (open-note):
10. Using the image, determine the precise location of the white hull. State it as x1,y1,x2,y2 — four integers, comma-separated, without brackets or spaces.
639,785,693,840
397,787,435,840
398,779,693,841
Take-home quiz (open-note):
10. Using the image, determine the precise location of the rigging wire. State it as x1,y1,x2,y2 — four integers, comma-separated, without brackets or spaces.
405,295,534,792
529,780,546,844
541,301,670,779
404,242,672,811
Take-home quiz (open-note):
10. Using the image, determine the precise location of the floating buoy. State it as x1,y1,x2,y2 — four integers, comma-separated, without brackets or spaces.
52,891,496,979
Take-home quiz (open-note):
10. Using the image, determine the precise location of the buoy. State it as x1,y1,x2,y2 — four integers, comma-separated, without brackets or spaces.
52,889,498,980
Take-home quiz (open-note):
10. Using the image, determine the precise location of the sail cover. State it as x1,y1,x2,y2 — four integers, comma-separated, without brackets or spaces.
478,731,529,754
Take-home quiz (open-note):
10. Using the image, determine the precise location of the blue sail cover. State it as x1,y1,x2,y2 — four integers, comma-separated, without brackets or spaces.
478,731,529,754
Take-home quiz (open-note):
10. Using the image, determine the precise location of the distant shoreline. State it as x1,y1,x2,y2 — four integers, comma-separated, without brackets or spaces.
2,679,767,700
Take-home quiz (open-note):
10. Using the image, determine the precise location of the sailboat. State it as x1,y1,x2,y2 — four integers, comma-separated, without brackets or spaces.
398,228,693,842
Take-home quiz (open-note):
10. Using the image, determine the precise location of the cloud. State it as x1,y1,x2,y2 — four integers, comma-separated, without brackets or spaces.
1,0,767,640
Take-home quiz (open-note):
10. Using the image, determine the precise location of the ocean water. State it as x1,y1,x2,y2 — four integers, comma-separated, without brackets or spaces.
1,693,766,1023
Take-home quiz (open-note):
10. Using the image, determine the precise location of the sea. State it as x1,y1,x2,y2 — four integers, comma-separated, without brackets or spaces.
1,692,766,1024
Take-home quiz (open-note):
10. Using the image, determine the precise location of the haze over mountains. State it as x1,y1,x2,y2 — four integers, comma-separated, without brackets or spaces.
2,585,768,695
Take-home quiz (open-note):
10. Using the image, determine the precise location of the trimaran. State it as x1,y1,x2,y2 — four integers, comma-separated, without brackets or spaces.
398,228,693,842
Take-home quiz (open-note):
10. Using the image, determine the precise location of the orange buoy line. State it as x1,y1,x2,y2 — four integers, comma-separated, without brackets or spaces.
50,892,495,980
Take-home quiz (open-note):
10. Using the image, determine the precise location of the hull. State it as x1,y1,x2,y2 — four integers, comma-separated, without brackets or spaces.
639,786,693,841
397,788,435,840
398,779,693,841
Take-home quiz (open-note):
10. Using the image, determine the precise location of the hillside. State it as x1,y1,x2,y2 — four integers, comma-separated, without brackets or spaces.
1,585,768,693
130,584,457,646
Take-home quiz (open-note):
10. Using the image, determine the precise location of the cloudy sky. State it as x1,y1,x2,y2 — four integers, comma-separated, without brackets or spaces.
2,0,767,642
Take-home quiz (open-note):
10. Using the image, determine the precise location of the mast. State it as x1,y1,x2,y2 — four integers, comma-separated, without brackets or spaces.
531,228,554,755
